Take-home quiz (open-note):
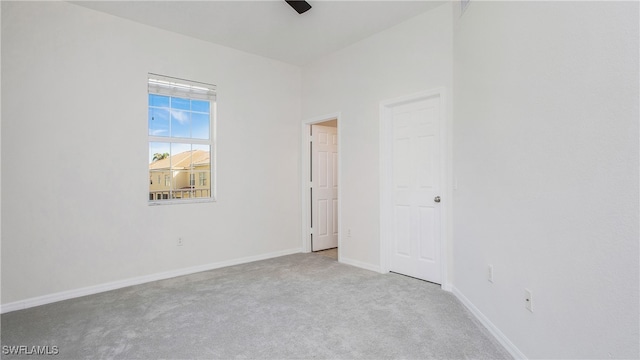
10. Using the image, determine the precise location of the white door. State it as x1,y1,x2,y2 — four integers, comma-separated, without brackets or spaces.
389,97,441,283
311,125,338,251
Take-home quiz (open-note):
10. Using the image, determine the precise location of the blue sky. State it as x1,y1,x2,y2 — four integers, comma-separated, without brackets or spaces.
148,94,210,163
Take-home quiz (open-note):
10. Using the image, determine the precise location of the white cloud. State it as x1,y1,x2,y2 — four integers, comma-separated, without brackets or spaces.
151,129,168,136
170,110,189,124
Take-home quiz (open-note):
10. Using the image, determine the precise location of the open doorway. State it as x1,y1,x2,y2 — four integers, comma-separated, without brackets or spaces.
301,113,341,261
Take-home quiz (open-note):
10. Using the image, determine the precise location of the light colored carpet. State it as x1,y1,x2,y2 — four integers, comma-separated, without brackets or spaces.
1,253,511,359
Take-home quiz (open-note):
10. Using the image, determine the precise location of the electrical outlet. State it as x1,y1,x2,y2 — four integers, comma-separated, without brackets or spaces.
177,237,184,246
487,265,494,283
525,288,533,312
346,228,352,237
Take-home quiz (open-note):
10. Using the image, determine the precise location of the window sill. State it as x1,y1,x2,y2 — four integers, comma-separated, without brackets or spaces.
148,198,216,206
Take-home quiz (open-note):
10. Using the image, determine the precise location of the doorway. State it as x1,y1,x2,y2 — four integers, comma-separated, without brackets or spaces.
380,90,447,285
311,122,338,252
301,113,341,259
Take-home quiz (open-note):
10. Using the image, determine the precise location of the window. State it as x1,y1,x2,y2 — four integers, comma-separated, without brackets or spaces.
148,73,216,204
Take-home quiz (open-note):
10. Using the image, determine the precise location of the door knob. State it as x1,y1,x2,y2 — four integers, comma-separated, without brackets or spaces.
434,196,441,203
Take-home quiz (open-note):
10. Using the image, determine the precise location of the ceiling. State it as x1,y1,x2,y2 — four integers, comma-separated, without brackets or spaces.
72,1,445,66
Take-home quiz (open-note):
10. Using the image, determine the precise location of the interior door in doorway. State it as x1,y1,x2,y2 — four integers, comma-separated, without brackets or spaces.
311,125,338,251
389,96,441,284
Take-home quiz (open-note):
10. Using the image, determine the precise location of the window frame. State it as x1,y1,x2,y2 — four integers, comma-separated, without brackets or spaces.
147,73,217,205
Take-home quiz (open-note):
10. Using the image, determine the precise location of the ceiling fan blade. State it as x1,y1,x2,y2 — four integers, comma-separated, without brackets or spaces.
285,0,312,14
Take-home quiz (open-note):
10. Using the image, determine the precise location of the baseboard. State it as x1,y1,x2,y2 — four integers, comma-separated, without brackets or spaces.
451,286,527,360
1,247,302,314
339,256,382,273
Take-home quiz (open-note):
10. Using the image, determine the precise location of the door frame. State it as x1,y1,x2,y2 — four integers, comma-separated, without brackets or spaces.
301,112,342,258
379,89,451,290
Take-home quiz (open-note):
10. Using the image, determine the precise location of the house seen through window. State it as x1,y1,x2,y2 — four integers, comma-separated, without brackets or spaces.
148,74,216,203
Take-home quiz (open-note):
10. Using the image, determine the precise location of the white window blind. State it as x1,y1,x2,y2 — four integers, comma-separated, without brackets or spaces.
148,73,216,101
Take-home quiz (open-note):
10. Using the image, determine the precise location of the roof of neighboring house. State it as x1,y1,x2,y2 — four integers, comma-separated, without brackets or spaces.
149,150,210,170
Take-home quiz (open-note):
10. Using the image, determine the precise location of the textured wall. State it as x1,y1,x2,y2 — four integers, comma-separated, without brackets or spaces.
301,4,454,274
1,1,302,304
452,1,639,358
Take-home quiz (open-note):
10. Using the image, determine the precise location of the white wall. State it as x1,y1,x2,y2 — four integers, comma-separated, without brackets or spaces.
1,1,301,305
301,4,453,274
452,1,639,358
0,0,3,308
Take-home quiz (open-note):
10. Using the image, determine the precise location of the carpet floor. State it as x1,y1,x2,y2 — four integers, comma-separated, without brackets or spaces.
1,253,511,359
